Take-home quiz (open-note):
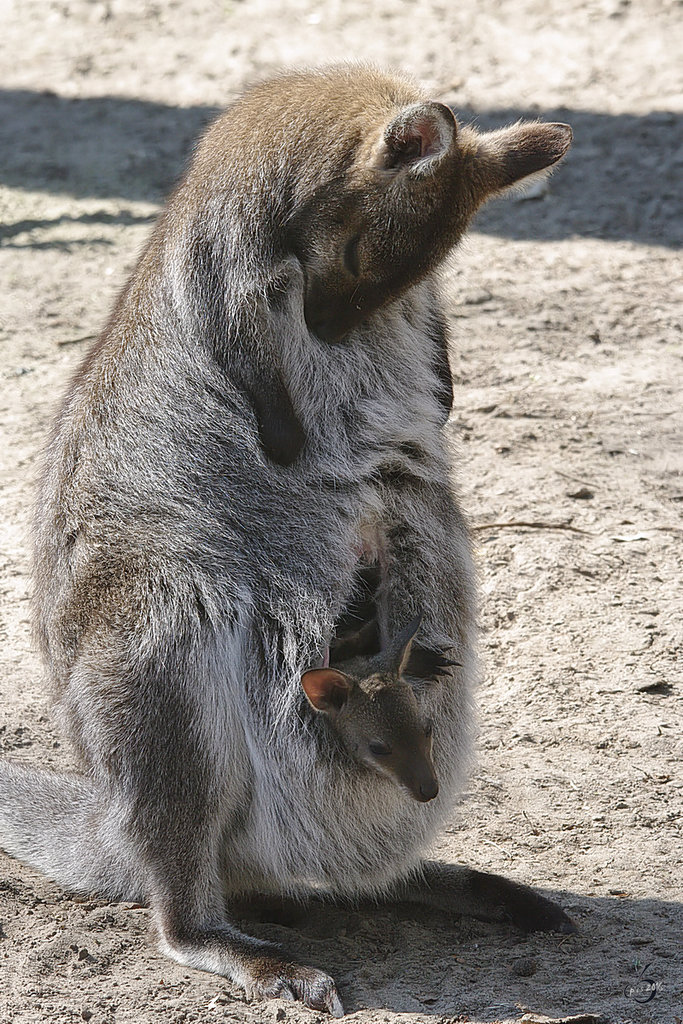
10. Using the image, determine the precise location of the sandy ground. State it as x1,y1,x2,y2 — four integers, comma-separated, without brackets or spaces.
1,1,682,1022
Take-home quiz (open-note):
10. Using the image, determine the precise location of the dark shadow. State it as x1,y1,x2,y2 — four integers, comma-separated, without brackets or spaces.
233,887,682,1020
0,89,219,206
0,210,157,242
0,210,157,250
0,88,681,248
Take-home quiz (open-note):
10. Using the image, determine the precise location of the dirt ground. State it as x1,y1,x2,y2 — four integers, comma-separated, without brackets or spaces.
1,1,681,1022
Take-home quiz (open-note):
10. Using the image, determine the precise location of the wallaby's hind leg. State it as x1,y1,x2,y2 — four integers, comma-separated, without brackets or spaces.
161,918,343,1014
55,630,343,1016
147,813,343,1015
391,861,576,933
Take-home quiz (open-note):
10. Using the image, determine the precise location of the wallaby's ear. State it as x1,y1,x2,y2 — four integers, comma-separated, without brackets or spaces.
376,102,456,171
472,121,572,194
386,612,424,676
301,669,353,717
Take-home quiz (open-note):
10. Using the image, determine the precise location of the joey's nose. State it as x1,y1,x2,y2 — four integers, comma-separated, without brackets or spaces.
418,779,439,802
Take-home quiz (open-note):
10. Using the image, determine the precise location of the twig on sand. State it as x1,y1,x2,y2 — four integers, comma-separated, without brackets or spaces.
555,468,598,488
57,333,96,347
520,1014,606,1024
479,837,513,860
472,520,593,535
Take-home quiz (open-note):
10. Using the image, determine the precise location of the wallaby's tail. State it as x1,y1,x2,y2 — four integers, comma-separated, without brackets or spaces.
0,760,145,902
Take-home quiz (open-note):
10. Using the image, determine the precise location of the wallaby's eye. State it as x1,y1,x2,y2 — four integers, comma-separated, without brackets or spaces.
343,235,361,277
369,741,391,757
424,721,433,739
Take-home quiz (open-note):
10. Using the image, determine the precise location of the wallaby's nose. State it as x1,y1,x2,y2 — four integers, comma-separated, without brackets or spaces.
418,779,439,802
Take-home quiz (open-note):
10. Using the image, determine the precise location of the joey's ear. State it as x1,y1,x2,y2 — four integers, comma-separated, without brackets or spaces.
385,611,424,676
301,669,353,717
473,122,572,193
377,102,456,171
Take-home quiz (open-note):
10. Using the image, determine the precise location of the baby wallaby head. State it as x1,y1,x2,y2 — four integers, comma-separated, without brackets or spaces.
302,615,438,802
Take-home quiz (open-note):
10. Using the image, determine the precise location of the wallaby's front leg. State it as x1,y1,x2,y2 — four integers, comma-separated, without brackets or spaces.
378,477,476,657
392,861,576,934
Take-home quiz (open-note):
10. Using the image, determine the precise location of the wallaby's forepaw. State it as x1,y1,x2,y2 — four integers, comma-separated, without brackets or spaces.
246,956,344,1016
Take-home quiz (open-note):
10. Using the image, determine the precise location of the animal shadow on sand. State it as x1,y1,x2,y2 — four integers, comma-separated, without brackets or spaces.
0,89,680,248
233,888,682,1019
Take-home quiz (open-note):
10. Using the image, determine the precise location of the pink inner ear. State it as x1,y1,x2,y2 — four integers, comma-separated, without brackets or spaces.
384,104,454,169
301,669,351,712
412,116,440,159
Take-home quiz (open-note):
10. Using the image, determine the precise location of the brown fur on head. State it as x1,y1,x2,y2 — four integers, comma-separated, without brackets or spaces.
220,65,572,342
301,615,438,802
176,66,571,464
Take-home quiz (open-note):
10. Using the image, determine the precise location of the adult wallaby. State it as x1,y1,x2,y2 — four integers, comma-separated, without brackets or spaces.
1,66,573,1014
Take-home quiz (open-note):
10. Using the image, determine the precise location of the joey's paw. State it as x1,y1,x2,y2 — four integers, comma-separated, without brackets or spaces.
407,643,460,680
248,957,344,1016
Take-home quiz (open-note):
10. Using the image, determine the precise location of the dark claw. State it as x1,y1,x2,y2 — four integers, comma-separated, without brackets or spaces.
406,645,461,680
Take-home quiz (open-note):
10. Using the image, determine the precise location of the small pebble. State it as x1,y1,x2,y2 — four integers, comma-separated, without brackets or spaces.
511,957,538,977
462,287,492,305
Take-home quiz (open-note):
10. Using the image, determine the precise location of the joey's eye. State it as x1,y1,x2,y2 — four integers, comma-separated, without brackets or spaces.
343,235,361,277
424,721,433,739
369,741,391,757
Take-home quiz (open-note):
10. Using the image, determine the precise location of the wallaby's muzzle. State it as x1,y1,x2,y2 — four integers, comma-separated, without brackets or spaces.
394,754,439,803
416,777,439,803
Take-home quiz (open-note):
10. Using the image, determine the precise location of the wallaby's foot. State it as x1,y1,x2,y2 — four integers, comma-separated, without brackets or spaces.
244,951,343,1016
462,868,576,933
398,861,577,934
160,922,343,1016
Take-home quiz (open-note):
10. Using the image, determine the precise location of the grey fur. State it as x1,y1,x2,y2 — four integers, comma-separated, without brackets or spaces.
1,66,573,1014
